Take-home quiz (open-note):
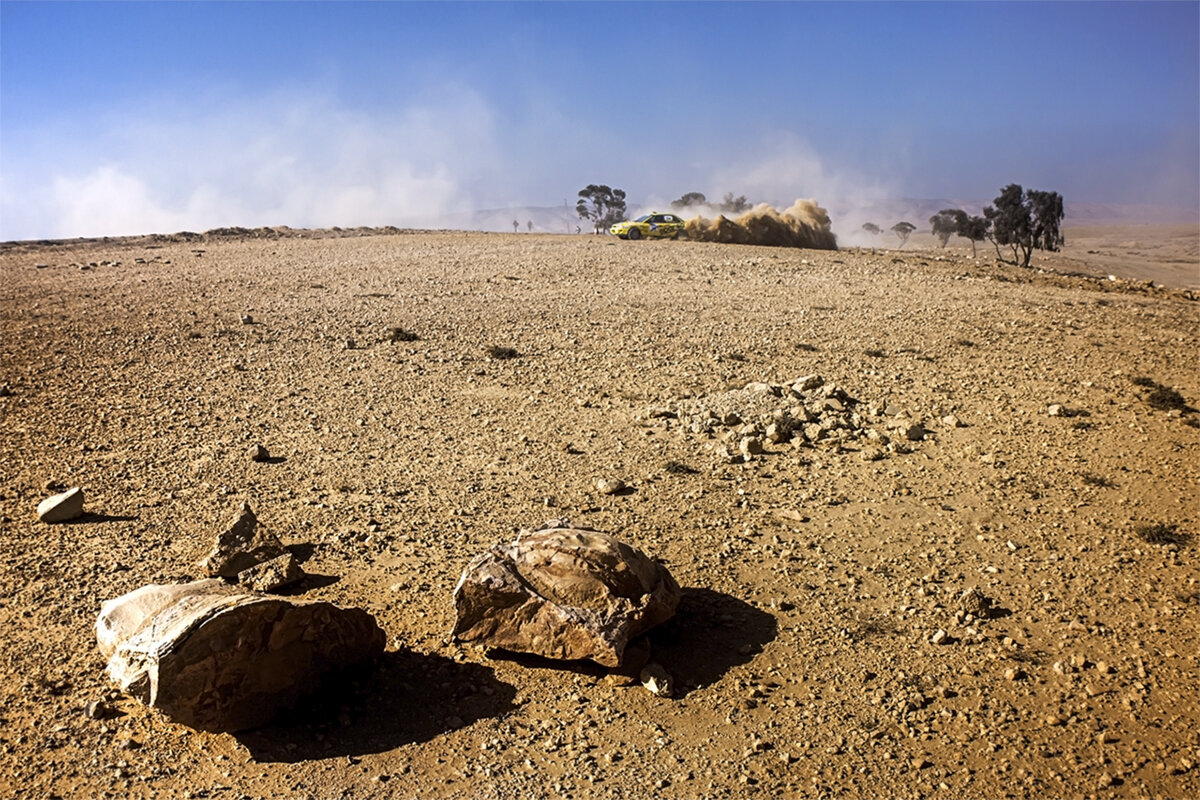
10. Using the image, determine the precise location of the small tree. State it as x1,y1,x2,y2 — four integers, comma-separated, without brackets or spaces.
1028,189,1065,253
861,222,882,236
576,184,628,230
671,192,708,210
891,221,916,248
983,184,1064,266
929,209,962,248
955,213,990,258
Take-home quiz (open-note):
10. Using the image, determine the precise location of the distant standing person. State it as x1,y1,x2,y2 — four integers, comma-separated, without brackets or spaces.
527,220,532,232
513,220,519,233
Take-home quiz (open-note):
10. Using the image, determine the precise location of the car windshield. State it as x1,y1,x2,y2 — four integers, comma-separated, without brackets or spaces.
634,214,652,223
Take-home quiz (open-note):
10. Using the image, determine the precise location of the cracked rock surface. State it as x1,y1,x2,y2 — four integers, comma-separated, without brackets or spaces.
452,524,680,667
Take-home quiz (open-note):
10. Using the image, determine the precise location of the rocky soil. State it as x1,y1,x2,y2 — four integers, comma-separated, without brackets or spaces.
1,229,1197,799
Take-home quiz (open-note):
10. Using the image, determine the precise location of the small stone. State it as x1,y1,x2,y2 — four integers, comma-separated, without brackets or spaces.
958,587,995,618
930,629,949,646
903,423,927,442
764,422,789,444
739,436,764,456
596,477,626,495
640,663,675,698
0,384,13,397
1004,667,1025,681
941,414,964,428
793,374,824,393
237,551,303,592
239,314,253,325
84,700,113,720
1047,404,1064,417
248,443,270,462
37,487,85,523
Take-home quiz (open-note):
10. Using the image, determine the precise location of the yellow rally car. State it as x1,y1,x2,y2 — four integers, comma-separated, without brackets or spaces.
610,212,686,240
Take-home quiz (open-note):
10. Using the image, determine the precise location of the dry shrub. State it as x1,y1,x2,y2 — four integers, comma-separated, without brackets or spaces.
684,199,837,250
1135,523,1191,547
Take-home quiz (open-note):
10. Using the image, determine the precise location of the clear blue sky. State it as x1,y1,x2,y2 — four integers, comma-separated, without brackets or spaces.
2,1,1197,239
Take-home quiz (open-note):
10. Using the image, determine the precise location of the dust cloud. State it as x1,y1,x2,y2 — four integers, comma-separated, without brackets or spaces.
683,199,837,250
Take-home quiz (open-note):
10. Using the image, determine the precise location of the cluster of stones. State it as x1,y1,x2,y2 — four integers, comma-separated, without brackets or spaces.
669,375,935,462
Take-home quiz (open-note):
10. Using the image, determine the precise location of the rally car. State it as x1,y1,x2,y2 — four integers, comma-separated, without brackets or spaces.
610,212,687,240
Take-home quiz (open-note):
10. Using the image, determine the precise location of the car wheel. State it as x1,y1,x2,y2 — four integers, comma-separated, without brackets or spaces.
627,227,642,240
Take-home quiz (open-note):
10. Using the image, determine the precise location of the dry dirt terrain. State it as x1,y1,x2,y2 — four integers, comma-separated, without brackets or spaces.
1,227,1197,800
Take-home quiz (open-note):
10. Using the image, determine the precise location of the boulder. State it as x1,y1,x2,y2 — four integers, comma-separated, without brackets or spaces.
96,579,385,732
37,487,84,523
451,524,680,667
199,503,301,591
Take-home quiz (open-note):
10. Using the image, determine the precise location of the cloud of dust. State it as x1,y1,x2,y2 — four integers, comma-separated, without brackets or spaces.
683,199,837,250
0,86,498,240
686,132,899,248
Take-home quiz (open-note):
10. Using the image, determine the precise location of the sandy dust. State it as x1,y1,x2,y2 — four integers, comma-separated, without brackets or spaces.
685,200,837,250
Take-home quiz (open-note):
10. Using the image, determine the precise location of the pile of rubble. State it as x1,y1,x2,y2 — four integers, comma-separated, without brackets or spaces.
667,375,944,461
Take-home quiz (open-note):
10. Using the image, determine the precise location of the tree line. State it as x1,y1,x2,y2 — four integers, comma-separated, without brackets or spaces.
574,186,756,232
861,184,1065,266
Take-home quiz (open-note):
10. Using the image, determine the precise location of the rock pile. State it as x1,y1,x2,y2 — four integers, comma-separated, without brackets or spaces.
452,522,680,667
669,375,931,461
96,579,385,732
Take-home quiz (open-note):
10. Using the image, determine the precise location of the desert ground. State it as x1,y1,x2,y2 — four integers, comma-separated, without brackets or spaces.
1,223,1197,800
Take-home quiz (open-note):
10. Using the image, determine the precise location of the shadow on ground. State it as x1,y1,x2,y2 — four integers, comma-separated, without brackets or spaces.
237,648,517,763
649,587,778,697
60,512,139,524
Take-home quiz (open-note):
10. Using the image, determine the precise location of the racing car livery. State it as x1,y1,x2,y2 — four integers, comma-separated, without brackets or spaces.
610,212,686,240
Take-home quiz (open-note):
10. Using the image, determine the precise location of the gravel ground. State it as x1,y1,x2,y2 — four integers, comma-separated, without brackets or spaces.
1,229,1197,799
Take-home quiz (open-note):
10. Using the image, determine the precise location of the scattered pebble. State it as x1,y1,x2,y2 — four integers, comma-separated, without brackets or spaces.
596,477,626,495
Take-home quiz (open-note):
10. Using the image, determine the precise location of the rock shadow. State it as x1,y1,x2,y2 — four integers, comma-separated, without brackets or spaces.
60,512,139,525
237,648,518,763
648,587,778,697
485,648,612,678
272,572,340,595
285,542,317,563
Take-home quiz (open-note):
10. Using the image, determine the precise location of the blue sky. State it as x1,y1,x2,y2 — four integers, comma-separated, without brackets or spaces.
2,1,1197,239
